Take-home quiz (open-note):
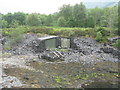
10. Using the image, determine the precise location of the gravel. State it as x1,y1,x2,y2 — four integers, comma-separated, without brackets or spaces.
0,76,22,89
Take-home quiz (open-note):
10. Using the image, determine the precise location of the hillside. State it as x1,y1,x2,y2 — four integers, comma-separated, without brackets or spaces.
83,2,118,8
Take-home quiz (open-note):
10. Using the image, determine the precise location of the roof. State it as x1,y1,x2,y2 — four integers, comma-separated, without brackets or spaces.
38,36,58,41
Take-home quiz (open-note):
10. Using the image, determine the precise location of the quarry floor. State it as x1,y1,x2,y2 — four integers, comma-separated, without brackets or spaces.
0,34,120,89
0,53,119,88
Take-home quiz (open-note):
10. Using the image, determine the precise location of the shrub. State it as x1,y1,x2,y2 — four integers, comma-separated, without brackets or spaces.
74,29,87,36
3,27,25,50
29,26,52,34
96,27,110,36
85,28,96,38
95,31,103,42
112,39,120,49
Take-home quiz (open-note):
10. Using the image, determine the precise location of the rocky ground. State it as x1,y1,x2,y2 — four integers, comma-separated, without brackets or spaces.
0,33,120,88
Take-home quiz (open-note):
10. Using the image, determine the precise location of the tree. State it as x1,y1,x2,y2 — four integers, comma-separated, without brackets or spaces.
38,14,47,25
57,17,66,27
59,4,73,27
44,14,53,26
89,7,103,27
86,10,95,27
26,13,40,26
0,14,2,28
4,13,13,27
108,6,118,35
13,12,26,25
2,19,8,28
73,3,87,27
86,16,94,27
118,2,120,35
101,6,118,36
10,20,19,28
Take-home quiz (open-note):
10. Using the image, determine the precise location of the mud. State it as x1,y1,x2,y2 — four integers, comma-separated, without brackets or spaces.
1,33,119,88
3,60,119,88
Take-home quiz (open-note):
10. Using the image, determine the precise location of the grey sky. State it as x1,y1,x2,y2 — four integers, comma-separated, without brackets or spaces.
0,0,119,14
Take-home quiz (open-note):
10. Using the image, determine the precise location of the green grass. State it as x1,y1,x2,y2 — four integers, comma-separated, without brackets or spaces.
2,26,119,47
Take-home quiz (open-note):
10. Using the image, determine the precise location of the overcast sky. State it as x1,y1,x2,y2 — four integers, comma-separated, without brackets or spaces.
0,0,119,14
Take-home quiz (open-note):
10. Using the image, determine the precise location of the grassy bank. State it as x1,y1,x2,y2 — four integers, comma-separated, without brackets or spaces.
2,26,119,48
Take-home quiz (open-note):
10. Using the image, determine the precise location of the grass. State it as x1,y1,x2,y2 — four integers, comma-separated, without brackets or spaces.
2,25,119,48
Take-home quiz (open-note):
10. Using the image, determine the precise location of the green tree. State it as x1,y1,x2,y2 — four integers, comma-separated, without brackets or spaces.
13,12,26,25
44,14,53,26
118,2,120,35
26,13,40,26
59,4,73,27
86,15,94,28
73,3,87,27
38,14,47,25
57,17,66,27
2,19,8,28
4,13,13,27
108,6,118,36
10,20,19,28
0,13,2,28
89,7,103,27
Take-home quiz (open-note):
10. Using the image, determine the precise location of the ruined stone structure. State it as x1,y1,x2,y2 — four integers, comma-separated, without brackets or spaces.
32,36,77,53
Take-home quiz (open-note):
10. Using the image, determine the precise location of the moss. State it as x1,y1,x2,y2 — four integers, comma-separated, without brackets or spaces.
54,76,61,83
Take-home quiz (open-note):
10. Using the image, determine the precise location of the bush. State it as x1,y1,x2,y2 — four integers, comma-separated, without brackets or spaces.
73,29,87,36
29,26,52,34
85,28,96,38
112,39,120,49
96,27,110,36
3,27,25,50
95,31,103,42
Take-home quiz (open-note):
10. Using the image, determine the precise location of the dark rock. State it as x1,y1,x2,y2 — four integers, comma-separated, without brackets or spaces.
0,37,6,45
82,51,90,55
108,36,120,43
100,47,113,53
100,47,120,57
23,76,29,80
73,37,102,55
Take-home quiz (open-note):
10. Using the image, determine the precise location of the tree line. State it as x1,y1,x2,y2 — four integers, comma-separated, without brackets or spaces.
1,2,118,29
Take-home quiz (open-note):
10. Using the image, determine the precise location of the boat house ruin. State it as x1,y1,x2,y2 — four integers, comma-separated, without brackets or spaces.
32,36,76,53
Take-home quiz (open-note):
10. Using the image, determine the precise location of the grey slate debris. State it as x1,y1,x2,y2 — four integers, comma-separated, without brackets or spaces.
100,46,120,58
2,34,119,62
0,76,22,89
41,50,65,61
